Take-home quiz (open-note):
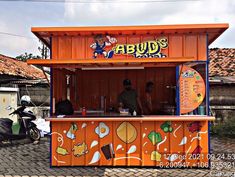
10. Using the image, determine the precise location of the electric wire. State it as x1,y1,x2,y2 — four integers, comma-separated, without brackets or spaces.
0,31,37,40
0,0,201,3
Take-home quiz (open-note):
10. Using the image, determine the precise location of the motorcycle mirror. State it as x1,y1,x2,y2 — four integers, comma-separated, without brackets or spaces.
6,106,12,110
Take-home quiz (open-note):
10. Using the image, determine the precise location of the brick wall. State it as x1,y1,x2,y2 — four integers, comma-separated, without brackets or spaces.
19,85,50,106
210,84,235,122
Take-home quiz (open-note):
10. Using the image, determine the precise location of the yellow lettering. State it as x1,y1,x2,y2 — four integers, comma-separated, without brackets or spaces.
147,41,160,54
157,38,168,49
112,38,168,58
114,45,125,54
136,43,147,54
126,44,135,54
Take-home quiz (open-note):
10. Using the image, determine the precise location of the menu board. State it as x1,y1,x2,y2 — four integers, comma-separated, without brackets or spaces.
179,66,205,114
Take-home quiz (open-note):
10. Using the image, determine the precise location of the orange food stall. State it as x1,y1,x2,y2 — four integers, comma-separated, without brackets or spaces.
27,23,228,167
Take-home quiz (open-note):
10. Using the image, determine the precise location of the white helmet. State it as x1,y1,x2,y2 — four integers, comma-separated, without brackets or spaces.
20,95,31,105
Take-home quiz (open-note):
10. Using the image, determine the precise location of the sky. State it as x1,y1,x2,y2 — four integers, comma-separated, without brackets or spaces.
0,0,234,57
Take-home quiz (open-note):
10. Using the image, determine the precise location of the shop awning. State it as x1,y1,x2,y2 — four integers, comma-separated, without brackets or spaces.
27,57,195,68
32,23,229,47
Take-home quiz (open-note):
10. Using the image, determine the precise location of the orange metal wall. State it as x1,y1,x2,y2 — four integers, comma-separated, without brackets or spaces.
51,120,209,167
51,34,207,60
52,68,176,113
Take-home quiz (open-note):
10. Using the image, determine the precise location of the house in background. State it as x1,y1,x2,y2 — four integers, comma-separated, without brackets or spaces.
209,48,235,122
0,54,45,84
0,54,50,118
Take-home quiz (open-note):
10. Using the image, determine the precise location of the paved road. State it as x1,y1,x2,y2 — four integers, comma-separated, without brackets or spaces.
0,136,234,177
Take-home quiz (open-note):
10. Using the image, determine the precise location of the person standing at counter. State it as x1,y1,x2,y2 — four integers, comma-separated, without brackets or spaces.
118,79,143,115
143,81,154,115
55,95,74,115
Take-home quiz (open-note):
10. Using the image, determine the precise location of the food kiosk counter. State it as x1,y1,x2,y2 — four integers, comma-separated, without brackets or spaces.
46,116,214,167
28,23,228,167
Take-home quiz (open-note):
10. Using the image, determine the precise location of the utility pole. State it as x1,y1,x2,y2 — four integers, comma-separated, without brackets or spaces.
38,40,50,59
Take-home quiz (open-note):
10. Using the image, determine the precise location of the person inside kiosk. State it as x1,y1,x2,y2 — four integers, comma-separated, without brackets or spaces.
143,81,154,115
118,79,143,115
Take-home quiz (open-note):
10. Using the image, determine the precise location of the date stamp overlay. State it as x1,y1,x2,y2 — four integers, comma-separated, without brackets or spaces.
160,153,235,176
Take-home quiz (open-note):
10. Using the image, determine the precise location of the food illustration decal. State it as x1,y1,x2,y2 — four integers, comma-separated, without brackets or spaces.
52,120,206,166
192,145,202,155
160,121,173,133
188,122,202,133
90,140,98,149
89,151,101,164
66,123,78,140
148,131,162,145
179,136,187,146
72,142,88,157
127,145,137,154
95,122,109,138
116,122,137,143
151,151,162,161
101,143,115,160
51,132,68,156
56,146,69,156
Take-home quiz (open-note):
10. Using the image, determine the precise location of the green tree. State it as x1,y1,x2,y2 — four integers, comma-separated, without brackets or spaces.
16,41,50,62
16,52,41,62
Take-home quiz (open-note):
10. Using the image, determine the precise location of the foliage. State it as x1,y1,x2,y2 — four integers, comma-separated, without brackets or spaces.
16,52,41,62
211,118,235,138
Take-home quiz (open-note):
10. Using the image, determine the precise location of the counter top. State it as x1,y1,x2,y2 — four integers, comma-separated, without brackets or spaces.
51,112,141,118
46,115,215,122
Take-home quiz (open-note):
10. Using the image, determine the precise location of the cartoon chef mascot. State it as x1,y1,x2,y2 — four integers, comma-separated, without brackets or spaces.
90,34,117,59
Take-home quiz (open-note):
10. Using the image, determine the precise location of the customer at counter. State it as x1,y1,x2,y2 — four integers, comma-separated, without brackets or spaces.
55,96,74,116
143,81,154,115
118,79,143,115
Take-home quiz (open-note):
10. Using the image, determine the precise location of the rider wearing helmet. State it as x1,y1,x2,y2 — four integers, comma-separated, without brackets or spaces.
20,95,31,106
19,95,36,120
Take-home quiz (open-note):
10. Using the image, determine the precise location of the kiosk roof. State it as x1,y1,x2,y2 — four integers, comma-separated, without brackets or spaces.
32,23,228,47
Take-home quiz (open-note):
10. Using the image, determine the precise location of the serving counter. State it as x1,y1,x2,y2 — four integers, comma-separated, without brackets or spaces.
47,115,214,167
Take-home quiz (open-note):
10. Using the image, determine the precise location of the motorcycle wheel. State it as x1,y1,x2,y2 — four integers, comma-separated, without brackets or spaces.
29,127,41,142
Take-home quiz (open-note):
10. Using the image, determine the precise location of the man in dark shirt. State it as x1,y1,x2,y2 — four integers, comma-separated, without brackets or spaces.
55,98,74,115
118,79,143,115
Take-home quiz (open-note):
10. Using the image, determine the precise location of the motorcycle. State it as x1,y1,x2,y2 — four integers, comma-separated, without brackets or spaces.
0,104,41,144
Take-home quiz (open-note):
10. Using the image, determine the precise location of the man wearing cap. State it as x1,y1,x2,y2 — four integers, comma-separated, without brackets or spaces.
118,79,143,115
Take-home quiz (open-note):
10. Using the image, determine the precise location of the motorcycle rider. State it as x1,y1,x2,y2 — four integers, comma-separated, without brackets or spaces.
0,95,40,144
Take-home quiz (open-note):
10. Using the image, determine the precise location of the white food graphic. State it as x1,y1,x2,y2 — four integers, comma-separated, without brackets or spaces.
143,142,147,147
157,136,166,150
191,134,201,142
89,151,101,164
95,122,109,138
127,145,137,154
81,123,87,129
166,154,178,162
173,124,182,138
90,140,98,149
186,146,192,154
142,133,146,138
116,144,122,151
198,130,208,134
179,136,187,146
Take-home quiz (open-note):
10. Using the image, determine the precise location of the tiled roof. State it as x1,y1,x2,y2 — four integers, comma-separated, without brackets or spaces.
0,54,45,79
10,79,49,85
209,48,235,77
